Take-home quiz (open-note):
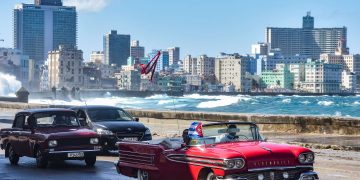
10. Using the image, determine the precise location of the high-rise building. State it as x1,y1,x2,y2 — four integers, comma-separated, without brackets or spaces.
103,30,130,66
14,1,77,65
168,47,180,66
183,55,198,75
130,40,145,61
196,55,215,78
47,45,83,89
266,12,347,59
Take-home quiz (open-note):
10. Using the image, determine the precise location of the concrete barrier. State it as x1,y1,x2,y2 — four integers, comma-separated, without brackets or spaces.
0,101,359,135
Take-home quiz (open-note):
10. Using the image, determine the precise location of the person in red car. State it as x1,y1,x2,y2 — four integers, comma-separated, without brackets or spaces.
217,124,240,143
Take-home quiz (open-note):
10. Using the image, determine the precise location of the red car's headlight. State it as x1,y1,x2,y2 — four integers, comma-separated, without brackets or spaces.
298,152,315,164
224,158,245,169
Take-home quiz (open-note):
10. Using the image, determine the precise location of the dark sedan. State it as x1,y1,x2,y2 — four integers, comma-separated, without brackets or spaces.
70,105,152,152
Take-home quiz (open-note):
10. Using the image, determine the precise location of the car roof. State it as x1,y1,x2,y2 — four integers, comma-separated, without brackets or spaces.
16,108,75,115
70,105,123,110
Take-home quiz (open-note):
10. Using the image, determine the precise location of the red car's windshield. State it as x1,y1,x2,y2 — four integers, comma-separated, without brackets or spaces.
189,124,263,146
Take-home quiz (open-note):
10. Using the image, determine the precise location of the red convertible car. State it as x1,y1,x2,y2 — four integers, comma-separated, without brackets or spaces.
114,122,318,180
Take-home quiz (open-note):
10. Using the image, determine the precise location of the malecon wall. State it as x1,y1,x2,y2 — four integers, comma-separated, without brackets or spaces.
0,101,359,135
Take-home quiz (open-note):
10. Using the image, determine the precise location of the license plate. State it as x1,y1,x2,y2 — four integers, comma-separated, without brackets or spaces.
67,152,84,158
123,137,138,141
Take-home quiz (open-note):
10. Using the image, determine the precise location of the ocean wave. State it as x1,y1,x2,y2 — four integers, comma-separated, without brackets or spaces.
317,101,334,106
145,94,169,99
165,104,187,109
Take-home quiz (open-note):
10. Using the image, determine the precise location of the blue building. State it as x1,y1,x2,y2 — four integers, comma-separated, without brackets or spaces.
103,30,130,67
14,0,77,65
147,50,169,72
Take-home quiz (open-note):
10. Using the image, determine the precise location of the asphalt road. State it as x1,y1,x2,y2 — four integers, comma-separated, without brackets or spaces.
0,150,134,180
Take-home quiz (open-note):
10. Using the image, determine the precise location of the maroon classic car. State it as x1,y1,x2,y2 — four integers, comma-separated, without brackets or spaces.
0,108,101,168
115,122,319,180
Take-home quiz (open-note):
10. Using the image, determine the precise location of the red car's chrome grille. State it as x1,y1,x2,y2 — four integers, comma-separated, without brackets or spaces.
250,159,293,169
232,168,312,180
57,138,90,146
119,150,154,165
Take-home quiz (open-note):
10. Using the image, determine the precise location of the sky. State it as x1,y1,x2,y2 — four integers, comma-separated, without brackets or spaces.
0,0,359,61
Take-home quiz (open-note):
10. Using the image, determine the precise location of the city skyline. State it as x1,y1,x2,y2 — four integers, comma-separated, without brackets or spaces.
1,0,360,61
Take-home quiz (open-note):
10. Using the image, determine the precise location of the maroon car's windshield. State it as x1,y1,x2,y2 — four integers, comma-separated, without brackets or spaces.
189,123,263,146
33,112,80,127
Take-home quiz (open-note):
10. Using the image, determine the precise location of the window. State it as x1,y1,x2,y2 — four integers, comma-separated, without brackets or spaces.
14,115,25,128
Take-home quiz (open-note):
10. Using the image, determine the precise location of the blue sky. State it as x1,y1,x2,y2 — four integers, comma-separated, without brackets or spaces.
1,0,359,60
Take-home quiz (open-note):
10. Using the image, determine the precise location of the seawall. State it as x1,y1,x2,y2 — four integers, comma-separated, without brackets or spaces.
0,101,359,135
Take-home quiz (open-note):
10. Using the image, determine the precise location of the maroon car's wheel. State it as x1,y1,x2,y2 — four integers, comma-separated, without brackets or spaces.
8,146,19,165
206,172,216,180
36,149,48,168
137,169,149,180
85,155,96,167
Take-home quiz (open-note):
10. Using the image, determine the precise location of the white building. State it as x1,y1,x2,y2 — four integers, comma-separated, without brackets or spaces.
47,45,84,89
300,60,342,93
114,70,140,91
0,48,30,87
251,42,268,56
341,71,356,93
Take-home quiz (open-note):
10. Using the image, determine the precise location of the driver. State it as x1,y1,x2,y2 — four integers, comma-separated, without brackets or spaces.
219,124,239,142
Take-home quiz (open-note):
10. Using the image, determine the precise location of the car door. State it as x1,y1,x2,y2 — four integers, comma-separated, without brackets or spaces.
162,148,194,180
11,114,25,155
18,115,33,157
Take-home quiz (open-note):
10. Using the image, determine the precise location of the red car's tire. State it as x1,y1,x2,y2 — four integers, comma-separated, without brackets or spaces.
205,172,216,180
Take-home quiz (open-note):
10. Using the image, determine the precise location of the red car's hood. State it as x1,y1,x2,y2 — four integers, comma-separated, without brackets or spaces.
205,141,311,169
36,127,97,139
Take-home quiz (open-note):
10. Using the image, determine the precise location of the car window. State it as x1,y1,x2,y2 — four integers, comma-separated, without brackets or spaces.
33,112,80,127
14,115,25,128
87,109,133,122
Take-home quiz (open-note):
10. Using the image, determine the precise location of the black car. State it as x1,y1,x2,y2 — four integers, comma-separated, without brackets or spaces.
70,105,152,151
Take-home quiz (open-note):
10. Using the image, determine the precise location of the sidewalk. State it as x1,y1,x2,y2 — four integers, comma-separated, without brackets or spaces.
263,132,359,151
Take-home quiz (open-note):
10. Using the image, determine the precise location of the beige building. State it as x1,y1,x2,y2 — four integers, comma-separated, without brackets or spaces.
114,70,140,91
47,46,83,89
90,51,104,64
215,54,247,92
341,71,356,92
196,55,215,77
183,55,197,75
320,39,360,74
289,64,305,89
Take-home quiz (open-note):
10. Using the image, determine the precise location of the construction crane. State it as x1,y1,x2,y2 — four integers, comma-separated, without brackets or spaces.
140,51,161,82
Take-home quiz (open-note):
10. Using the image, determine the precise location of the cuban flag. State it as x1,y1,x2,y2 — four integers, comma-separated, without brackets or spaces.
188,122,203,138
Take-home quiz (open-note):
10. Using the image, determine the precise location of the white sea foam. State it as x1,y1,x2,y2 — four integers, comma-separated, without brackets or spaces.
282,98,291,103
196,95,251,108
145,94,169,100
317,101,334,106
158,100,173,105
353,101,360,105
301,101,310,104
334,111,342,116
0,72,21,97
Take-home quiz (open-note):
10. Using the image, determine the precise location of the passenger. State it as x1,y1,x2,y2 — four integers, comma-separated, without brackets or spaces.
182,129,190,145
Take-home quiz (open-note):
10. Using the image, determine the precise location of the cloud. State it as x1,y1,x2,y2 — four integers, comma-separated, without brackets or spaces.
63,0,111,12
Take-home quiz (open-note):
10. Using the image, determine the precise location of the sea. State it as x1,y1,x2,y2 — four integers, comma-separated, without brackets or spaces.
29,93,360,118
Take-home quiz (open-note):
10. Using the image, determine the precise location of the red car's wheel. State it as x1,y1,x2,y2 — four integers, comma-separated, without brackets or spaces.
8,145,20,165
137,169,149,180
205,172,216,180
